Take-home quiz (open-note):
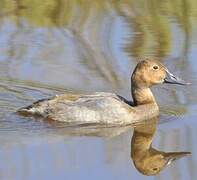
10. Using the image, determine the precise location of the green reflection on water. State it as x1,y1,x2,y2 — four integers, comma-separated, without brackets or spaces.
0,0,196,58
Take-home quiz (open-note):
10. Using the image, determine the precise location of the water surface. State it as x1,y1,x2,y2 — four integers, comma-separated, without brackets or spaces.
0,1,197,179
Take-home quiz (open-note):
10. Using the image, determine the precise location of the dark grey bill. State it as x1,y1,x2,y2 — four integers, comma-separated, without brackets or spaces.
164,151,191,166
164,69,191,85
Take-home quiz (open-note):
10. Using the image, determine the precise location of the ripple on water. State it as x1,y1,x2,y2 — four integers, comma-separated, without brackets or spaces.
0,78,65,137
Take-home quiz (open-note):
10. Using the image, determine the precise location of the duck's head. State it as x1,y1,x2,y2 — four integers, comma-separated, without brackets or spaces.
131,58,189,88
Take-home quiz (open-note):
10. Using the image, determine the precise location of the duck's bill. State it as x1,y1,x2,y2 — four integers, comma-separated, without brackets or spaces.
164,70,191,85
165,151,191,166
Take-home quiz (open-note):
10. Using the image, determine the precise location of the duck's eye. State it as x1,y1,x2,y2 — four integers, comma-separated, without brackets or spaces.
153,65,159,70
152,167,158,171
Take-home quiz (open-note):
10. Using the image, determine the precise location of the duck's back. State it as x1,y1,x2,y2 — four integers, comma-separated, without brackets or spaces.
18,92,136,124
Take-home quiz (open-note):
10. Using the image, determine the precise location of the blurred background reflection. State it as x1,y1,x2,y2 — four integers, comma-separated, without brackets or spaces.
0,0,196,179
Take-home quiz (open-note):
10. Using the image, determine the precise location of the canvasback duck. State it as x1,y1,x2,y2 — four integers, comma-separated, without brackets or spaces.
17,58,189,125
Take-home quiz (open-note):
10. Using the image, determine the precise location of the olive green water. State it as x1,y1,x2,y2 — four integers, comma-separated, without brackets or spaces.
0,0,197,179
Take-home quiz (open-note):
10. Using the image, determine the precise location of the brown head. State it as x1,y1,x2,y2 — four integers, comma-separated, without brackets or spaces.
131,57,189,88
131,58,189,105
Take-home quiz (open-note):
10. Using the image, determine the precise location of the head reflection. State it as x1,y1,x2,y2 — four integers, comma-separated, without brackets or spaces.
131,117,191,176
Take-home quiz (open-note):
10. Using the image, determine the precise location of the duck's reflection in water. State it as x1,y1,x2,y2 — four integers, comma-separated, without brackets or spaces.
131,117,191,176
43,117,191,176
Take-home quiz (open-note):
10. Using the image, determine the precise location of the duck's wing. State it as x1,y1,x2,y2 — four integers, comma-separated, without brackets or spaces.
116,95,134,106
17,92,134,123
17,93,85,116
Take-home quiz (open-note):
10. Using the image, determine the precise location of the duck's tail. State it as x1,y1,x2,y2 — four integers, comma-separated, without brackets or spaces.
17,98,51,116
17,104,39,116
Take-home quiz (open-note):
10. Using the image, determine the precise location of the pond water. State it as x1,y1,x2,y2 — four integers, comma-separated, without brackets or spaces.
0,0,197,179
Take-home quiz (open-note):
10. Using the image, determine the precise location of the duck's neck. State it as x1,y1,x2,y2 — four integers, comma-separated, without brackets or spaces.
132,87,156,106
131,117,158,157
